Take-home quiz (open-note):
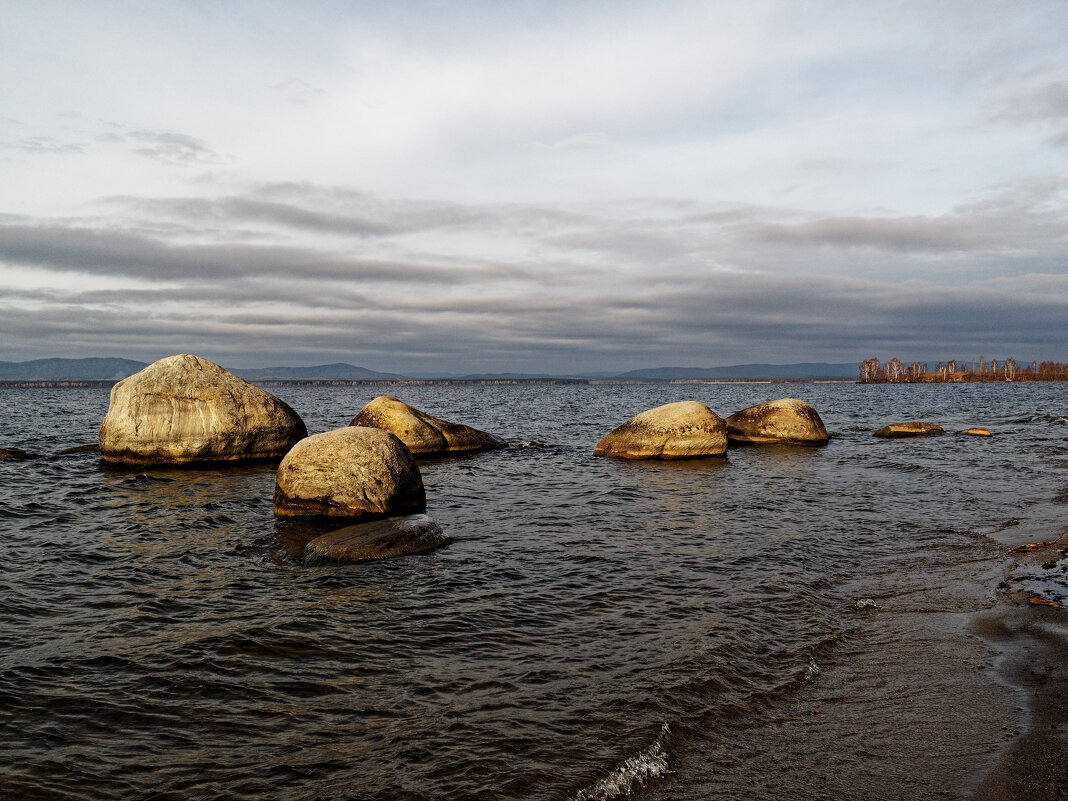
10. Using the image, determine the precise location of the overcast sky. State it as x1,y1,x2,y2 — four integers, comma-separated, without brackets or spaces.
1,0,1066,373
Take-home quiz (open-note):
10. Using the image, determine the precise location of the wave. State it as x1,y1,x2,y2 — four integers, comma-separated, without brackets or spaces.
573,724,671,801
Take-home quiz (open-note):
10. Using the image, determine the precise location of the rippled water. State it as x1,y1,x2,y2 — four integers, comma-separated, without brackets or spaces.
1,382,1066,800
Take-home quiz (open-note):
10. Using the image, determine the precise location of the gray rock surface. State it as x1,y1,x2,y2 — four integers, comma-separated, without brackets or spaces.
594,401,728,460
274,426,426,519
725,398,828,444
350,395,506,455
873,422,946,438
99,354,306,465
302,514,449,565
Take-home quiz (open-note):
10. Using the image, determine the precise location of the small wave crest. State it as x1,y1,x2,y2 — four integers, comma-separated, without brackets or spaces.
573,724,671,801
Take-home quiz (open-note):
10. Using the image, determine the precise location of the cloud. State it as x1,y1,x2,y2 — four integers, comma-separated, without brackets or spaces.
126,129,227,166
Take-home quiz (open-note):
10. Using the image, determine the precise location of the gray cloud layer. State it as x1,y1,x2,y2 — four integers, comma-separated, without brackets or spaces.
2,178,1065,372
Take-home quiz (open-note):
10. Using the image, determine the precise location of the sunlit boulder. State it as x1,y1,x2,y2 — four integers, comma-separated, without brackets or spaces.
350,395,507,455
593,401,727,460
725,398,828,445
873,422,945,438
274,426,425,520
98,354,306,465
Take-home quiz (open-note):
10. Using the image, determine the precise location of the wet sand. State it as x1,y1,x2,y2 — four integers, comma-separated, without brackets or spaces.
647,522,1068,800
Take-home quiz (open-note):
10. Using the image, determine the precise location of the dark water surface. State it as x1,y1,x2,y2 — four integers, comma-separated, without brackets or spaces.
1,383,1067,800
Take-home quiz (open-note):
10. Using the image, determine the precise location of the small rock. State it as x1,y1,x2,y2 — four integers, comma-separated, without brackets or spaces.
956,428,992,437
274,426,425,520
594,401,727,460
873,422,945,438
1028,596,1061,607
0,447,34,460
350,395,507,455
725,398,828,445
302,514,450,565
854,598,879,609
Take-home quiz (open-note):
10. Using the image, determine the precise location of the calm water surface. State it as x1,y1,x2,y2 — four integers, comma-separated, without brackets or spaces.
1,383,1066,800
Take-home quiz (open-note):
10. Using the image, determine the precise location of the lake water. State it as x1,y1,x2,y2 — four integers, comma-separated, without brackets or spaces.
1,382,1066,800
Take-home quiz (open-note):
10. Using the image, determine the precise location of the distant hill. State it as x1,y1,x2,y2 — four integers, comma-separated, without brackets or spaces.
232,363,409,381
614,362,859,380
0,357,147,381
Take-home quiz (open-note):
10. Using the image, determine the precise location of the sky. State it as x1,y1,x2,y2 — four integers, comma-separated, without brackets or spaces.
1,0,1066,374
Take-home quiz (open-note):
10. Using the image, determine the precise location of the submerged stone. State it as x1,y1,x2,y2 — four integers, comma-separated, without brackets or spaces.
957,428,992,437
99,354,306,465
725,398,828,445
302,514,449,565
873,422,946,438
594,401,727,460
274,426,425,520
56,444,101,455
350,395,507,455
0,447,34,460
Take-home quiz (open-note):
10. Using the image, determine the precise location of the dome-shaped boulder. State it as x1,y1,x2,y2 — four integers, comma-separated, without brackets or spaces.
274,426,425,520
99,354,306,465
594,401,727,460
725,398,828,445
350,395,506,455
302,514,449,565
873,422,945,438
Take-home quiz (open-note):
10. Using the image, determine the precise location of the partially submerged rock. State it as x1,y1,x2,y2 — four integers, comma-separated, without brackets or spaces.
594,401,727,460
274,426,425,520
99,354,306,465
0,447,34,460
873,422,945,438
350,395,506,455
725,398,828,445
302,514,449,565
957,428,992,437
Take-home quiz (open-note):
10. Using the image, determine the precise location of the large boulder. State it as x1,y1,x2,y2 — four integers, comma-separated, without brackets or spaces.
350,395,506,455
302,514,449,565
725,398,828,445
99,354,306,465
873,422,945,438
594,401,727,460
274,426,426,520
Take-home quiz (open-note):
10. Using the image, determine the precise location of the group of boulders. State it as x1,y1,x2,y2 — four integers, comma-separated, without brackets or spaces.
1,352,1014,562
593,398,829,459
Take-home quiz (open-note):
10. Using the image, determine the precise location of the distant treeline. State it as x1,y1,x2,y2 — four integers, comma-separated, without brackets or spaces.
858,357,1068,383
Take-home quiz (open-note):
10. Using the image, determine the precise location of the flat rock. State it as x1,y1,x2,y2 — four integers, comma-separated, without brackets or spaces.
99,354,307,465
957,428,992,437
302,514,449,565
725,398,828,445
274,426,426,520
873,422,946,438
0,447,34,460
350,395,507,455
594,401,727,460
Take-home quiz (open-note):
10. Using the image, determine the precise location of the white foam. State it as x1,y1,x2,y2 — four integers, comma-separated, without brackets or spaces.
573,723,671,800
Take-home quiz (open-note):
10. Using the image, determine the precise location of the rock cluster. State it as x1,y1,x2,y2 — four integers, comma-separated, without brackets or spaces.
350,396,506,455
594,401,728,460
725,398,828,445
99,354,306,465
302,514,449,565
274,426,425,520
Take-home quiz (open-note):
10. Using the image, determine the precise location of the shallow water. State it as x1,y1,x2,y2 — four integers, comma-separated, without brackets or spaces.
1,382,1066,800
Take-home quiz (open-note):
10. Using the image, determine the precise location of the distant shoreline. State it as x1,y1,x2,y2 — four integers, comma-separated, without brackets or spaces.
0,377,861,388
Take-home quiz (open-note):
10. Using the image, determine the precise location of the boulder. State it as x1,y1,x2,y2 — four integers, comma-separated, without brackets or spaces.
873,422,945,438
302,514,449,565
957,428,992,437
274,426,425,520
350,395,506,455
99,354,306,465
725,398,828,445
0,447,34,460
594,401,727,460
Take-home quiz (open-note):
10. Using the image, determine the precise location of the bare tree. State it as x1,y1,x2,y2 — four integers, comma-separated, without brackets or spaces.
1004,357,1017,380
886,357,904,381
